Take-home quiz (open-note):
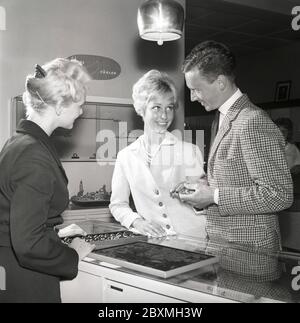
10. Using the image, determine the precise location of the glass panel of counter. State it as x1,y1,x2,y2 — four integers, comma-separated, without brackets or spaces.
86,234,300,303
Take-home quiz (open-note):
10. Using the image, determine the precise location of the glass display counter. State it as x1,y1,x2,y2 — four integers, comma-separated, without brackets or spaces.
60,220,300,303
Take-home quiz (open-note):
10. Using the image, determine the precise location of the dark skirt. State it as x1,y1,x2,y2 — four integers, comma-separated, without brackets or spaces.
0,246,61,303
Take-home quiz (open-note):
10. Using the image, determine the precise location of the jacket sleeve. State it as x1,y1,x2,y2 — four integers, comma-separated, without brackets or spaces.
218,113,293,216
109,152,140,228
10,145,78,280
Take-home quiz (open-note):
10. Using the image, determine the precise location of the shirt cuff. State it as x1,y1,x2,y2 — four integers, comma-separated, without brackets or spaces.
214,188,219,205
193,207,205,214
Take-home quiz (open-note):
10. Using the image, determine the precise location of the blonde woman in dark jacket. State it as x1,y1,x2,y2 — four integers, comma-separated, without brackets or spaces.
0,59,95,303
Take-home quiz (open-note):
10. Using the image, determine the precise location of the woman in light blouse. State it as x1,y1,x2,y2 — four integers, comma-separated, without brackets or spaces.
109,70,206,238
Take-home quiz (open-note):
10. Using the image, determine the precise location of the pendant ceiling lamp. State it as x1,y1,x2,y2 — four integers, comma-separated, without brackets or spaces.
137,0,184,46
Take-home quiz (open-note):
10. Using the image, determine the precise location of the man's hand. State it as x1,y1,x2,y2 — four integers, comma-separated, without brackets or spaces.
170,176,209,198
171,181,215,209
170,181,195,198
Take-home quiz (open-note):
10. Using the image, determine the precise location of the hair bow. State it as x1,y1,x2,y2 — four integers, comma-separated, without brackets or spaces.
34,64,46,78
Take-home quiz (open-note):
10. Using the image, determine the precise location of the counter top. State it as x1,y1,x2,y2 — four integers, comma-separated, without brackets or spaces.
61,220,300,303
89,236,300,303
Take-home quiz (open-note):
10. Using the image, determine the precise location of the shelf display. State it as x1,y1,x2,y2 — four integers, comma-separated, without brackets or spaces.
70,182,111,207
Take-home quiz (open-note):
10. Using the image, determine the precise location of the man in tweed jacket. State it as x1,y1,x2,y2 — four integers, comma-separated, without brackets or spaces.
174,41,293,281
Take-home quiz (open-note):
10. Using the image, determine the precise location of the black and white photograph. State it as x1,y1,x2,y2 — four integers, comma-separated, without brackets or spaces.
0,0,300,308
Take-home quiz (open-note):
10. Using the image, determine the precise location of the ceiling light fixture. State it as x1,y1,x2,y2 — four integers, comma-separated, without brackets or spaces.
137,0,184,46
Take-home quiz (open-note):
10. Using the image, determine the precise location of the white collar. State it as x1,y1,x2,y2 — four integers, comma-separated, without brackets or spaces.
218,88,243,116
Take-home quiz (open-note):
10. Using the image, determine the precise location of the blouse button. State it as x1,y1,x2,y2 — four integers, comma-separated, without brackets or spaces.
159,202,163,207
154,189,160,195
162,213,167,218
166,224,171,229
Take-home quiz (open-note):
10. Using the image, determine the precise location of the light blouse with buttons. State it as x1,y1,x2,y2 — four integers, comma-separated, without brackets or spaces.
109,132,207,238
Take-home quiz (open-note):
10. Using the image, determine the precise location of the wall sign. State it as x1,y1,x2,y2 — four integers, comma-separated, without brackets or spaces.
68,54,121,80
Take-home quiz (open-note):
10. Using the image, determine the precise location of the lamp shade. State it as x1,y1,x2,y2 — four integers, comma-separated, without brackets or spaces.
137,0,184,45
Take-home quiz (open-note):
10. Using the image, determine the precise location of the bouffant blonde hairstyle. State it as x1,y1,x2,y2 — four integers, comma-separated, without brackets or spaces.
132,70,178,117
23,58,91,116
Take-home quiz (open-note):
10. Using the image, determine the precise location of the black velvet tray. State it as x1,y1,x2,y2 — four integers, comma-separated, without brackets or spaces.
92,241,218,278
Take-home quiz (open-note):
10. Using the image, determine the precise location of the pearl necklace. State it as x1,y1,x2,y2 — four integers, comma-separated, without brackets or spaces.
141,136,164,165
141,138,153,164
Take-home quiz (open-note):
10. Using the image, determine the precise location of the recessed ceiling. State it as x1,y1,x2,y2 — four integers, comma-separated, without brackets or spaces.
185,0,300,58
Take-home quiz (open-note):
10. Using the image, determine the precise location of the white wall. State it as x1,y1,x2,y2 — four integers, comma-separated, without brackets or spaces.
0,0,185,148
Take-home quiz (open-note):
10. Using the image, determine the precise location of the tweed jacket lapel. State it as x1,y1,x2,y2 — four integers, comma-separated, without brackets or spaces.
208,94,250,169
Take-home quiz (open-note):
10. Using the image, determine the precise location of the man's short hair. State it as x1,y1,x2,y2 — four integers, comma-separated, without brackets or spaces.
182,40,236,82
